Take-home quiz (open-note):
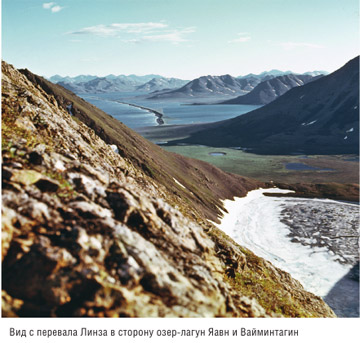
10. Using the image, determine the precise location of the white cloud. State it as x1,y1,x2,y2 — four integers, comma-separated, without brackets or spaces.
68,22,195,44
51,5,63,13
43,2,55,9
43,2,63,13
111,23,168,34
228,33,251,43
70,22,169,36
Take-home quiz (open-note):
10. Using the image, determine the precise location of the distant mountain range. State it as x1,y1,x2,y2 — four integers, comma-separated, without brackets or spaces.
53,75,188,94
49,69,328,97
238,69,328,80
221,74,322,105
136,77,188,92
48,74,98,84
148,74,259,99
58,77,140,93
169,56,359,155
48,73,163,84
149,71,328,100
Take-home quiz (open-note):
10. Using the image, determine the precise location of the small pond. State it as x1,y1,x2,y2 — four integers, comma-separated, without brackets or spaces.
209,152,227,156
285,162,334,171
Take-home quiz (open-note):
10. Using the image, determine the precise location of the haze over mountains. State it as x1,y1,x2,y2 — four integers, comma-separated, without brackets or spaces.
170,56,359,155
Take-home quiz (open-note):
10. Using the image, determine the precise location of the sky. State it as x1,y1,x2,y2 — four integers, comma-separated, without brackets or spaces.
1,0,359,79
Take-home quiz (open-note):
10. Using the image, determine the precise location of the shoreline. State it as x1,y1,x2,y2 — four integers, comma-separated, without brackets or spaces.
116,101,165,125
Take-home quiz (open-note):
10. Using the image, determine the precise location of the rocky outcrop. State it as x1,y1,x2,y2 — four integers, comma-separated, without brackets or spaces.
2,61,336,317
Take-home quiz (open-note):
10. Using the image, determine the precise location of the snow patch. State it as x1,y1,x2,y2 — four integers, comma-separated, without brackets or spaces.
215,188,354,297
302,120,317,126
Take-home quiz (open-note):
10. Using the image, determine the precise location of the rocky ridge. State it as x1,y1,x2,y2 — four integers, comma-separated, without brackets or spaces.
2,61,335,317
57,77,140,94
221,74,319,105
148,74,260,99
57,75,187,94
135,77,188,92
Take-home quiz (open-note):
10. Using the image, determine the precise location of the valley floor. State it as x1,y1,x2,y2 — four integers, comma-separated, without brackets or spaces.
161,145,359,185
137,125,359,185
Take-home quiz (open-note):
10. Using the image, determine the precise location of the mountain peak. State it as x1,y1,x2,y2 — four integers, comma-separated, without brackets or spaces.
222,73,319,105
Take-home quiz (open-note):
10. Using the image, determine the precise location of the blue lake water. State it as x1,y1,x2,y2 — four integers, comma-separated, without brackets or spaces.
285,162,334,171
79,92,261,129
209,152,227,156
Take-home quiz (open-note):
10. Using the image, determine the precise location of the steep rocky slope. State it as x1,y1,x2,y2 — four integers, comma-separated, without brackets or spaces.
172,56,359,155
221,74,319,105
2,62,335,317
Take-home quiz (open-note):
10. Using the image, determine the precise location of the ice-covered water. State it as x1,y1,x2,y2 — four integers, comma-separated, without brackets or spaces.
217,188,359,299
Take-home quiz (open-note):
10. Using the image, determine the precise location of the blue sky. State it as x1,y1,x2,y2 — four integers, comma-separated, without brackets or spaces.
1,0,359,79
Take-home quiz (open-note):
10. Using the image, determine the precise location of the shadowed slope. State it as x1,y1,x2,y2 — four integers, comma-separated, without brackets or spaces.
221,74,319,105
170,57,359,155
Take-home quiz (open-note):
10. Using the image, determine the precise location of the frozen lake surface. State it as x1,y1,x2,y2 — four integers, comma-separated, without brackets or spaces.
217,188,359,317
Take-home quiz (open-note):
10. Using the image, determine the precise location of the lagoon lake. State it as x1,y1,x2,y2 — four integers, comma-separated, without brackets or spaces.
79,92,261,129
